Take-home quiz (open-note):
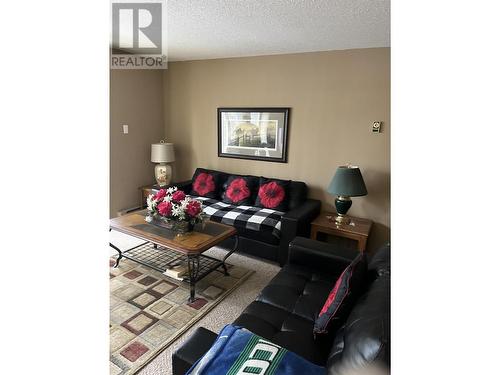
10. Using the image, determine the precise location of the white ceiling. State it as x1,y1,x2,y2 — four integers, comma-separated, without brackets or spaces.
167,0,390,61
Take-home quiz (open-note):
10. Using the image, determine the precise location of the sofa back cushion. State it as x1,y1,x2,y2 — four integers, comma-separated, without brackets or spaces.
368,242,390,277
190,168,228,198
221,175,259,206
288,181,308,210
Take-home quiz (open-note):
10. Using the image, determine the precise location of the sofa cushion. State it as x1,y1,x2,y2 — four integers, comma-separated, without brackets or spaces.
233,263,338,365
256,264,335,319
221,175,258,206
255,177,291,211
190,168,227,198
288,181,308,211
314,253,367,335
368,243,390,277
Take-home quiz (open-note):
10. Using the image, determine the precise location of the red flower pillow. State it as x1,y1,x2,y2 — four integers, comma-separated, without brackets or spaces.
222,176,257,206
190,169,221,198
255,177,291,211
313,253,367,336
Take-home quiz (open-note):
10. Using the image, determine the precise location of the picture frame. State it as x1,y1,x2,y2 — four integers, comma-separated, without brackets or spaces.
217,107,290,163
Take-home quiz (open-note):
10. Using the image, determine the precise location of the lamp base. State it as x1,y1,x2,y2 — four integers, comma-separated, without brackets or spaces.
334,213,351,225
154,163,172,187
334,196,352,225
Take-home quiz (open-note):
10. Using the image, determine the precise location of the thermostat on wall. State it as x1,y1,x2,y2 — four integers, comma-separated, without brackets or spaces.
372,121,382,133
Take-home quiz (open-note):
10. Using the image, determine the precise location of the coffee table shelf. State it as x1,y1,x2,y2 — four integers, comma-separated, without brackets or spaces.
120,242,230,283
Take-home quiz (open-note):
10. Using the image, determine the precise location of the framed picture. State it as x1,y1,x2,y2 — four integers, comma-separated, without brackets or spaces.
218,107,290,163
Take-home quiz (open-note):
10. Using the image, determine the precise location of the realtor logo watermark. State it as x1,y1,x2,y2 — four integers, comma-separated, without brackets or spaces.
111,0,167,69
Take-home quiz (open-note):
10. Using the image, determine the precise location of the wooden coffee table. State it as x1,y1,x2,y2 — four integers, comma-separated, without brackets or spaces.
109,210,238,302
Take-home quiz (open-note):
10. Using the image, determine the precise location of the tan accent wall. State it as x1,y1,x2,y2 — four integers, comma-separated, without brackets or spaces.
110,69,164,217
163,48,390,249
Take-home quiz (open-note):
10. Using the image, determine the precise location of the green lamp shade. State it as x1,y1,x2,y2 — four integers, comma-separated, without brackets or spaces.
328,166,368,197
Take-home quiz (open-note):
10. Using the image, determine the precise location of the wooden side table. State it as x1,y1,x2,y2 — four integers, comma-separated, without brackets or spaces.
310,212,373,252
139,184,159,208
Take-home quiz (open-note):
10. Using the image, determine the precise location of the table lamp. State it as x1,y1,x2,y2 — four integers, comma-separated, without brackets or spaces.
151,141,175,187
327,165,367,225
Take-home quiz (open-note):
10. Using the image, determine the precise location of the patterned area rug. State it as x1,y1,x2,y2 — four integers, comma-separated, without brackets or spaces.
109,249,253,375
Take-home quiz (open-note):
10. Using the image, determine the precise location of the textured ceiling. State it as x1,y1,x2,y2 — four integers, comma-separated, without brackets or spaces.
167,0,390,61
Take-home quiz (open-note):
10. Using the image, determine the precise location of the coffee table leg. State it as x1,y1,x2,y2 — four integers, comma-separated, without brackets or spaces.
221,263,228,276
109,228,123,268
221,235,239,276
187,255,200,302
109,242,122,268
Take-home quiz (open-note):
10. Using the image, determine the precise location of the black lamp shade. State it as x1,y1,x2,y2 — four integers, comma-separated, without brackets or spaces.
328,166,368,197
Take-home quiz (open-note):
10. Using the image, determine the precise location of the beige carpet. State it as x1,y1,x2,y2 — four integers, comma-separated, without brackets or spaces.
110,231,280,375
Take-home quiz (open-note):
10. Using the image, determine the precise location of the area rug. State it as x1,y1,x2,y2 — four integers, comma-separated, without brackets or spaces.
109,245,253,375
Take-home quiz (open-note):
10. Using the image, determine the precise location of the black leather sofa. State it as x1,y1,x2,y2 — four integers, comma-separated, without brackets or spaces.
174,168,321,266
172,237,390,374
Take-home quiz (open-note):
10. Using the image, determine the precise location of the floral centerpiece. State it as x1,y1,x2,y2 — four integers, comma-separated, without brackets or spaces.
145,186,203,233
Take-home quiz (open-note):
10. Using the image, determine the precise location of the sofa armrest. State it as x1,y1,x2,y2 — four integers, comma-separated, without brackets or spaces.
288,236,359,276
278,199,321,266
174,179,192,194
172,327,217,375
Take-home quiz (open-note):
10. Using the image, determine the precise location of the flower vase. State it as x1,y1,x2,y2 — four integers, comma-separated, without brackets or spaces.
174,221,195,234
146,214,174,229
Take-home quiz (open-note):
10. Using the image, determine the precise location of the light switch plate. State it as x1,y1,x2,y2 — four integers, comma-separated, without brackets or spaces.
122,124,129,134
372,121,382,133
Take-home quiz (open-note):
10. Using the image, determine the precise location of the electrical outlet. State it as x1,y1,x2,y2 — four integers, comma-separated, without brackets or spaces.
122,124,129,134
372,121,382,133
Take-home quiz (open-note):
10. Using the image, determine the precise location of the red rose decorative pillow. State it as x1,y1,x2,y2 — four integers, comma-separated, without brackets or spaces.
190,169,221,198
255,177,291,212
222,176,258,206
313,253,367,336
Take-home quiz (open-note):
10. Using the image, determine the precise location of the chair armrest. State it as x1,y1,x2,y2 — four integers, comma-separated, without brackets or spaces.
172,327,217,375
288,237,359,276
278,199,321,265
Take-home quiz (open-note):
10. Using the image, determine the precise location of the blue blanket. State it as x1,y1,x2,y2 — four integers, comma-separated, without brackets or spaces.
186,325,325,375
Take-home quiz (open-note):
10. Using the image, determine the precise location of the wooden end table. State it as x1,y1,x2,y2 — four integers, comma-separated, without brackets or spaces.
310,212,372,252
109,210,238,302
139,184,160,208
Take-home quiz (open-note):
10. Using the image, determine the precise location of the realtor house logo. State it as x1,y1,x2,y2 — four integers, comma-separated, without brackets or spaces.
111,0,167,69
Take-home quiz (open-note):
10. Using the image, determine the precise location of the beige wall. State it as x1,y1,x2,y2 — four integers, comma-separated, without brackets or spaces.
163,48,390,249
110,69,164,217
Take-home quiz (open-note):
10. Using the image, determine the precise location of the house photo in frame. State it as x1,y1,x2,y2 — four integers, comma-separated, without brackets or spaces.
218,107,290,163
